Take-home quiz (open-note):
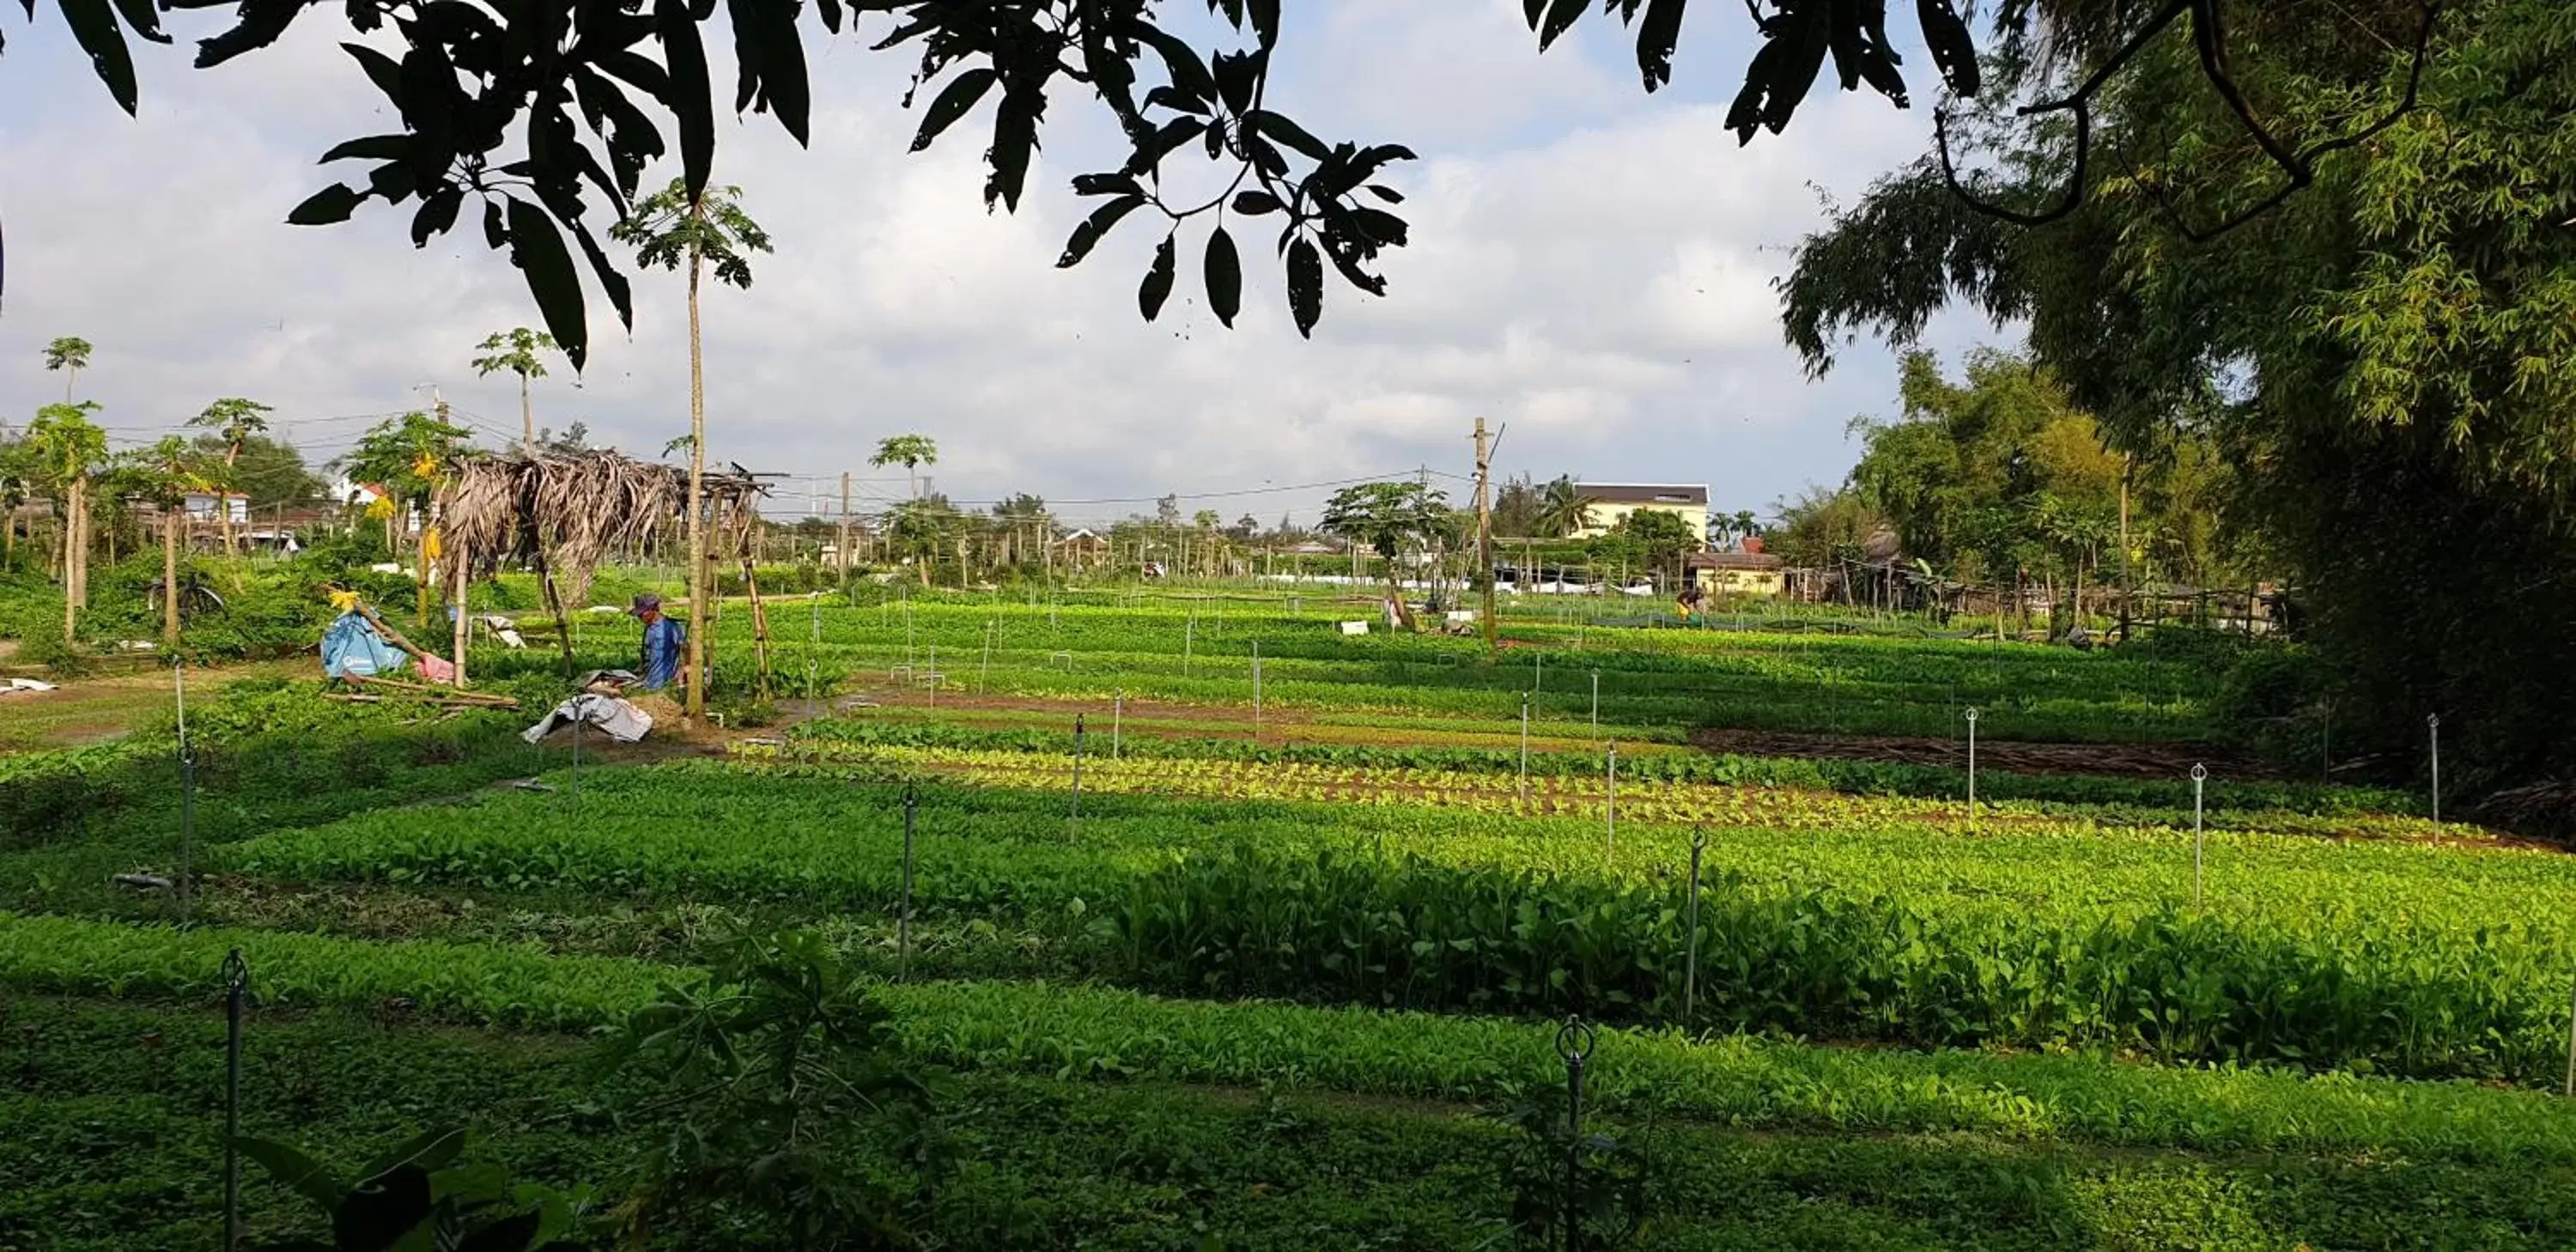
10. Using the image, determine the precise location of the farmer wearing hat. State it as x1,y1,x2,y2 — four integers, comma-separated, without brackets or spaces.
629,593,687,692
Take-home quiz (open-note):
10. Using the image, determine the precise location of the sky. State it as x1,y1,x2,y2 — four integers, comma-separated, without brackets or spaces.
0,0,2001,531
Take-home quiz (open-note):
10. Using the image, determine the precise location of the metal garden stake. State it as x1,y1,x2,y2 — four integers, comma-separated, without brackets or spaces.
1184,612,1194,675
175,659,196,922
1520,694,1532,806
1113,691,1123,760
1684,828,1705,1027
2427,713,2441,824
899,785,917,980
1964,708,1979,830
1589,671,1598,735
979,618,994,693
1556,1015,1597,1252
1252,640,1262,729
1605,743,1618,856
222,947,248,1251
2190,763,2208,907
2564,979,2576,1098
1070,714,1085,821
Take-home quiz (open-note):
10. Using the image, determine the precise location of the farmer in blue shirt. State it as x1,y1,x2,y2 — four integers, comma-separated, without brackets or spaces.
629,593,687,692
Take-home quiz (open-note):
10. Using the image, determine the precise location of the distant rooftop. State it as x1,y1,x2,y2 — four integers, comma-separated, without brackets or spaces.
1686,551,1784,571
1582,483,1709,507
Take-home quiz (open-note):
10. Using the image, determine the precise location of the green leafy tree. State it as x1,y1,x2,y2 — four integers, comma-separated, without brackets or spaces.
885,495,957,586
114,436,219,643
1781,0,2572,801
42,337,92,401
1613,507,1698,585
187,397,274,553
0,429,33,568
471,328,562,448
871,435,939,500
196,432,324,512
339,411,474,625
612,179,771,722
23,403,110,636
1321,480,1449,630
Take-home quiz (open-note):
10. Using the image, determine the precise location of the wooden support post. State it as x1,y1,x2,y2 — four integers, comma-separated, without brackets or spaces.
451,538,470,688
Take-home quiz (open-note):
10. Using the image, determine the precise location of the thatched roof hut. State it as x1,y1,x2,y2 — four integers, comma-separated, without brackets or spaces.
439,450,772,607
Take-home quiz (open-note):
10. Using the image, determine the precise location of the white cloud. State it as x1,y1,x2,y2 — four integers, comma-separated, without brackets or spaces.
0,3,2003,526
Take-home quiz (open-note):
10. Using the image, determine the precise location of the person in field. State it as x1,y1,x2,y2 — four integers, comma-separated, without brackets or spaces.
629,593,687,692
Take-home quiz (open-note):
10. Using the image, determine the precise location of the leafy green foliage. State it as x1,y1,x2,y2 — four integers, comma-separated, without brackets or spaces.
1779,0,2576,802
596,924,943,1249
234,1126,590,1251
18,913,2576,1170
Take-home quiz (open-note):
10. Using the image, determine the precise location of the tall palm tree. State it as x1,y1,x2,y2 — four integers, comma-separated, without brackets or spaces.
188,398,272,554
1534,476,1595,538
24,402,109,637
43,337,93,402
612,179,773,721
470,328,559,449
871,435,939,499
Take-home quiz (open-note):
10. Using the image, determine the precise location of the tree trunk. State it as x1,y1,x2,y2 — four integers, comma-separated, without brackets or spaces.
162,502,180,644
63,477,87,638
683,230,709,720
520,374,535,449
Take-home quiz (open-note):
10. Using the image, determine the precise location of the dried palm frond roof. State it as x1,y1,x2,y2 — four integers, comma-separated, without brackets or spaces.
439,450,773,605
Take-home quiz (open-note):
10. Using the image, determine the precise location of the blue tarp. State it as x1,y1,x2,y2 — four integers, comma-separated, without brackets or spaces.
322,610,408,680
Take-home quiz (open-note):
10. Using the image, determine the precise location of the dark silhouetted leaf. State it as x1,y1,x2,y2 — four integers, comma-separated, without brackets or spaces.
569,217,635,331
107,0,167,44
657,0,714,197
986,90,1038,210
1247,110,1329,161
333,1165,433,1252
1636,0,1684,91
1123,117,1206,175
342,41,401,100
194,0,306,69
1072,172,1144,198
506,198,590,369
58,0,137,113
1249,0,1278,47
455,1211,544,1252
354,1127,465,1184
1917,0,1979,96
1536,0,1584,51
1058,192,1145,268
1366,184,1404,204
410,185,462,246
912,67,996,152
1286,234,1321,337
232,1137,343,1212
319,134,409,163
1129,22,1217,109
1231,190,1282,216
285,183,367,226
1351,207,1408,246
1204,224,1241,327
1138,233,1176,321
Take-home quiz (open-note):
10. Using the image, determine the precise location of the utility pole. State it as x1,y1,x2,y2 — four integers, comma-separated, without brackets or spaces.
1473,417,1498,650
838,471,853,576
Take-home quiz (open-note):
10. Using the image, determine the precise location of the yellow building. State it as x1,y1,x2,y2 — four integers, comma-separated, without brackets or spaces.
1571,483,1709,542
1686,551,1785,597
